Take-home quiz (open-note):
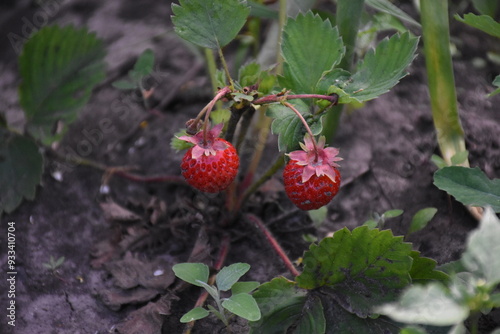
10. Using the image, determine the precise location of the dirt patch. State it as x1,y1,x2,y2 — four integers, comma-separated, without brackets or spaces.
1,1,500,334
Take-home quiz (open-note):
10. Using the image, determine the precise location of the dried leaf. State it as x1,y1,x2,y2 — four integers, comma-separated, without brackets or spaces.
100,200,141,222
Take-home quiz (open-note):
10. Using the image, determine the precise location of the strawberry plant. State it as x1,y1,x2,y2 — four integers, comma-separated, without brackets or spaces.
0,25,106,215
170,0,419,213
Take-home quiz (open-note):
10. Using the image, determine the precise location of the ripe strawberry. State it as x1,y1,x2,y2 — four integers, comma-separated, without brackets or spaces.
283,135,342,210
179,123,239,193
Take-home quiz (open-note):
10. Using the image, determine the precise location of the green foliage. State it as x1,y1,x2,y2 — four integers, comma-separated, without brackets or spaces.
0,130,43,215
377,208,500,332
408,208,438,236
409,251,449,284
172,262,210,287
455,13,500,39
180,307,209,322
249,277,312,333
363,209,403,229
471,0,499,17
433,166,500,212
296,229,413,307
216,262,250,291
279,12,345,94
332,32,419,103
172,262,260,325
43,256,66,271
266,100,323,152
19,25,106,145
171,0,250,49
250,226,450,333
489,75,500,97
365,0,420,27
112,48,155,90
171,129,195,152
376,283,470,326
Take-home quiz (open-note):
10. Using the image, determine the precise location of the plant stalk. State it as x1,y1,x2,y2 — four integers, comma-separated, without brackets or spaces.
245,214,300,277
420,0,467,166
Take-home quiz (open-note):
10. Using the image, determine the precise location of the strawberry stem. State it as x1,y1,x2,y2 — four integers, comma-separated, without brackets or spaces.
245,214,300,277
283,101,320,162
187,86,231,142
253,93,338,105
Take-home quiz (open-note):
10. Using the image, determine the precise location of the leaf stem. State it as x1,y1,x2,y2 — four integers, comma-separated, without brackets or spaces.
218,47,234,89
187,86,231,140
47,148,185,184
245,214,300,277
253,93,338,105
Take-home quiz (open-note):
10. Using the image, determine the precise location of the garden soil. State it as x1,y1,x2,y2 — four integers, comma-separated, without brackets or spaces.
1,0,499,333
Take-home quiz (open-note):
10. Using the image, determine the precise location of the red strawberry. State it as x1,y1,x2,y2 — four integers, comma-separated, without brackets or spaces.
283,135,342,210
179,123,239,193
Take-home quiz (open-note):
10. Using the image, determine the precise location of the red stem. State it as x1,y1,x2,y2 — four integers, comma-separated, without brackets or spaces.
253,93,338,105
283,102,319,162
245,214,300,277
113,170,186,184
201,86,232,143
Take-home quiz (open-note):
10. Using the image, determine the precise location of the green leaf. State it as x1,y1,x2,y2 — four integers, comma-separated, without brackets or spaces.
249,277,308,333
490,293,500,307
280,11,345,94
231,281,260,294
54,256,65,267
365,0,420,27
308,206,328,226
247,0,278,19
216,263,250,291
266,100,323,152
222,293,261,321
171,130,194,152
339,32,419,103
375,283,469,326
19,25,106,145
488,74,500,97
112,79,138,90
455,13,500,39
238,62,261,88
171,0,250,49
408,208,437,235
297,227,413,317
172,263,209,287
409,251,449,283
433,166,500,212
471,0,499,19
129,48,154,81
450,150,469,166
430,154,448,169
319,291,402,333
0,130,43,214
210,109,231,125
180,307,209,322
461,207,500,284
294,295,326,334
383,209,404,218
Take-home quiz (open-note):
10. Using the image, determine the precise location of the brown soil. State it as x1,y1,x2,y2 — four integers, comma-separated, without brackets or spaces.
1,1,500,333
